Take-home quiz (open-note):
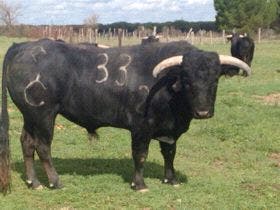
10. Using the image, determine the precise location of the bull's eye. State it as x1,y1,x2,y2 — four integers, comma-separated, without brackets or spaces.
184,84,190,90
183,83,195,96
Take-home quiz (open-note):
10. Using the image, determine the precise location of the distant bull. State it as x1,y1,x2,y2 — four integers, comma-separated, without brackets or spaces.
0,39,251,193
227,33,255,70
141,35,160,45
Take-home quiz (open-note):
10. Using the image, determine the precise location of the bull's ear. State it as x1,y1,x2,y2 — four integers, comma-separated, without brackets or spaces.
171,78,182,92
144,74,179,116
226,34,233,41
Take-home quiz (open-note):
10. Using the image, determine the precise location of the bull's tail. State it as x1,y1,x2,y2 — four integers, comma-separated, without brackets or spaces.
0,54,10,194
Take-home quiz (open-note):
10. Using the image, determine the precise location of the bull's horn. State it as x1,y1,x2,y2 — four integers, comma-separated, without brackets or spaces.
152,56,183,77
97,44,110,49
142,35,161,40
219,55,251,76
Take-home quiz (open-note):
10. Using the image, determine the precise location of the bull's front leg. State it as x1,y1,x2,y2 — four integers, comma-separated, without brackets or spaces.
131,132,151,192
159,141,179,186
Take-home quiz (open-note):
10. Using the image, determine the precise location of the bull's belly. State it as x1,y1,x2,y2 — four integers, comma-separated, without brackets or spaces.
58,105,131,132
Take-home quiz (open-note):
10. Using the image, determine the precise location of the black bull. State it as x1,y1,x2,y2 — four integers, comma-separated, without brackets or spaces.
224,33,255,76
0,39,251,193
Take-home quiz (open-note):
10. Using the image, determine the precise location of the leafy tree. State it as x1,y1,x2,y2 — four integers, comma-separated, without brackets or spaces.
214,0,279,33
273,0,280,30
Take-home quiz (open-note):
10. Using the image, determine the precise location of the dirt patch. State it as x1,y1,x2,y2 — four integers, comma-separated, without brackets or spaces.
212,158,224,170
60,207,75,210
268,152,280,167
241,183,263,192
8,108,15,113
55,124,65,130
241,182,280,193
253,93,280,106
213,160,224,168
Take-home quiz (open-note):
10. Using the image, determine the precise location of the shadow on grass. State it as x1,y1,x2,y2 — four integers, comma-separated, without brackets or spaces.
13,158,187,185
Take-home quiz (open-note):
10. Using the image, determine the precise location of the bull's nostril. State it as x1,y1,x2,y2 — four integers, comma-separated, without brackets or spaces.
196,110,209,117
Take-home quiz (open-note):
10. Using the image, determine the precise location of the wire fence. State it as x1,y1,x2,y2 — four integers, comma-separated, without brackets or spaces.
0,25,279,46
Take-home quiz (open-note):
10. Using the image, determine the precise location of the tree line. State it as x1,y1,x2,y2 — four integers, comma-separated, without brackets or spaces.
97,21,217,33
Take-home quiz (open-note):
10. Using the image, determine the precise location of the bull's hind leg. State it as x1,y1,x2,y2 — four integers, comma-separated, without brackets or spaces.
35,140,62,189
22,110,62,189
159,142,179,186
33,115,62,189
20,127,42,189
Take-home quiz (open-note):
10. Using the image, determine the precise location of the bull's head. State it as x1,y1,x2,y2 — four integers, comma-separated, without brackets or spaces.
149,50,251,119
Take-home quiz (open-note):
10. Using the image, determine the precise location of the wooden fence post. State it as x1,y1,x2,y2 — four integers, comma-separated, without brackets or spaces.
108,28,111,40
80,28,84,42
58,27,62,40
69,27,73,43
210,30,213,45
94,29,98,43
258,28,261,43
191,31,194,44
113,28,116,37
122,29,125,40
88,28,92,43
118,28,123,47
153,26,157,36
199,29,203,45
222,30,225,44
44,26,48,38
48,26,52,38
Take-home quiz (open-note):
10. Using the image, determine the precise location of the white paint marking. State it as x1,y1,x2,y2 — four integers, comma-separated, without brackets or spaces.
157,136,175,145
31,46,47,63
96,53,109,83
136,85,150,114
24,74,47,107
26,180,32,184
97,44,110,48
115,54,132,86
138,85,149,93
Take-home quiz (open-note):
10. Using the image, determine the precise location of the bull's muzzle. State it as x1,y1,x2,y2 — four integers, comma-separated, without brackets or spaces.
193,110,212,119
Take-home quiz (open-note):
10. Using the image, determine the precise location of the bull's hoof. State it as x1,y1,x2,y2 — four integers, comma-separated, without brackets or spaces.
26,179,43,190
162,178,180,187
173,183,180,188
131,182,148,192
34,185,44,190
49,181,63,189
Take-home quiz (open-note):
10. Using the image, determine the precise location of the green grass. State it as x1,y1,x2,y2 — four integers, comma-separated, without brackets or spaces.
0,36,279,209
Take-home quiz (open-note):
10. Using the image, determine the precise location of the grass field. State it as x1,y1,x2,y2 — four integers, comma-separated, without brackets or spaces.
0,36,279,209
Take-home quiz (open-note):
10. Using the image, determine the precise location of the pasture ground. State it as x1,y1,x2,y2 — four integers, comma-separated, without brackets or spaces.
0,36,279,209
